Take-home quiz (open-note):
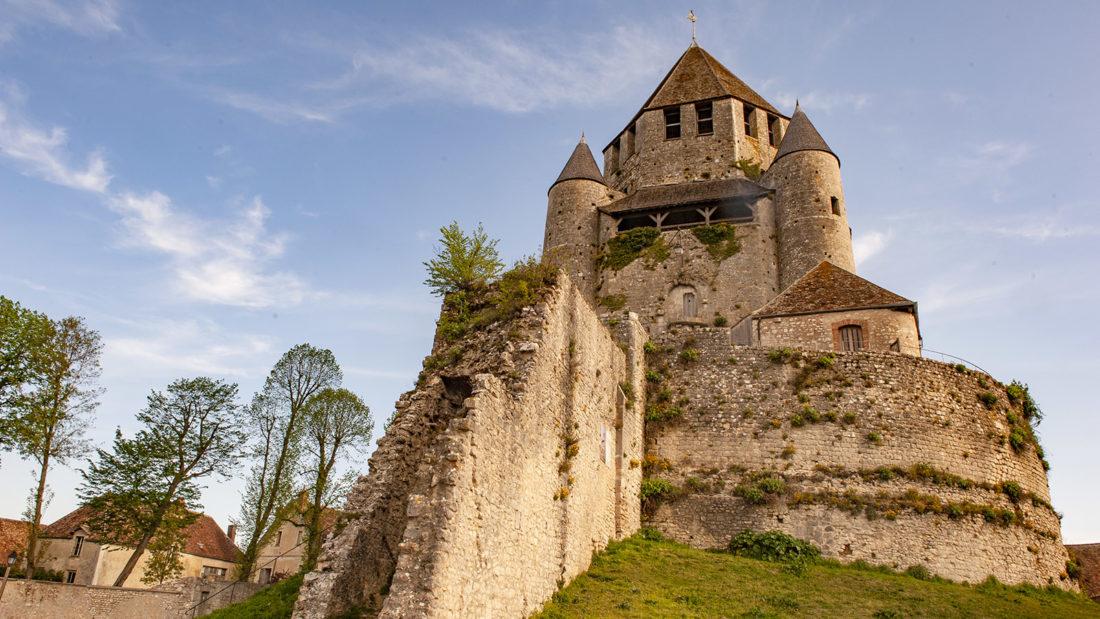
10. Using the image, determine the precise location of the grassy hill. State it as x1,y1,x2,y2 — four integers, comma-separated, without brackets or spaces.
202,534,1097,618
534,533,1098,619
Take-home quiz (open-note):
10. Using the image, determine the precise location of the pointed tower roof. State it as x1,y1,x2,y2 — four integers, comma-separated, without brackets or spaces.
550,135,606,191
774,103,838,165
756,262,913,318
642,45,781,115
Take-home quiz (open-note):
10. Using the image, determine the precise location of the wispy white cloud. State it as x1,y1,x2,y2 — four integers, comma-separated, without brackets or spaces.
0,84,112,192
212,24,677,122
853,229,893,264
919,278,1020,315
0,0,121,42
104,317,276,376
963,207,1100,243
0,84,306,308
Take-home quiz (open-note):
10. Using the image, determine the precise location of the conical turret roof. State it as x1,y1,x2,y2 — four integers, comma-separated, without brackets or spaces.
551,135,606,190
641,45,781,115
774,103,838,165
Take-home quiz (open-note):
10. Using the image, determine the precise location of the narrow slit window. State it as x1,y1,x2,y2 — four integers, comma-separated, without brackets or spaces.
72,535,84,557
664,107,681,139
831,196,841,216
683,292,697,318
742,103,755,137
66,571,77,584
695,101,713,135
274,530,282,547
839,325,864,351
767,114,780,146
625,124,636,157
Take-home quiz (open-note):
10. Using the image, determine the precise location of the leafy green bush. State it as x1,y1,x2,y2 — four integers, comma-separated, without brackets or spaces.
205,574,304,619
643,340,660,354
977,391,998,409
679,348,700,363
1001,481,1022,502
905,564,933,581
713,314,729,327
1066,559,1081,580
1008,429,1028,452
1006,380,1043,424
866,431,883,445
728,530,821,564
691,224,741,261
768,347,796,364
601,228,665,270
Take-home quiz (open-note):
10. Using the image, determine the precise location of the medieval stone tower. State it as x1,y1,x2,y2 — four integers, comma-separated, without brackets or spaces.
294,43,1076,619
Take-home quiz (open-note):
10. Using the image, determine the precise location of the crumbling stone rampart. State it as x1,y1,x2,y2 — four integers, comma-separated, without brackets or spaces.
643,326,1073,587
293,276,645,618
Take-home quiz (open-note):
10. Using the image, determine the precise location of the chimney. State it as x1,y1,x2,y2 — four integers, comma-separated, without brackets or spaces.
227,524,237,544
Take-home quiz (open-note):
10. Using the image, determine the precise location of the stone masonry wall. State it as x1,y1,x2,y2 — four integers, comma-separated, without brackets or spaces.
755,307,921,355
644,326,1073,588
596,207,779,334
293,275,645,618
544,179,618,301
0,580,185,619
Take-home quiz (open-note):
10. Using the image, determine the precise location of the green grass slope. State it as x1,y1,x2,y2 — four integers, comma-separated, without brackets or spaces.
204,574,302,619
534,535,1098,619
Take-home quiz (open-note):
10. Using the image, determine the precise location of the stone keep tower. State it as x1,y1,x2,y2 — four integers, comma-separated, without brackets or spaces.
542,43,860,334
764,103,855,290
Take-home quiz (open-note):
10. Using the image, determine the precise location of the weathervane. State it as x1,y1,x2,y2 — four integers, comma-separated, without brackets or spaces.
688,10,697,44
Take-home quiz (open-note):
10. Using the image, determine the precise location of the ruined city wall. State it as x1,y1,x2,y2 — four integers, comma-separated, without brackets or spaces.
293,275,645,619
643,327,1073,588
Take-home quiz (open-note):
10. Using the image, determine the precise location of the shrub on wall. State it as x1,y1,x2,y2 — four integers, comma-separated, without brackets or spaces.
691,224,742,261
600,227,668,271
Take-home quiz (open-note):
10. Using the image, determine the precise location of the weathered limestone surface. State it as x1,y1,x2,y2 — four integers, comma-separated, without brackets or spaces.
644,326,1073,588
293,276,645,618
755,307,920,354
0,580,185,619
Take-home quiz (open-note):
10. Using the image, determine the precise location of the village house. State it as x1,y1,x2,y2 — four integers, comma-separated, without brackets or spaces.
36,506,239,587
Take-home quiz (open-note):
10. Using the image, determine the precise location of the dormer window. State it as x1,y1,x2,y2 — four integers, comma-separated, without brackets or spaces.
695,101,713,135
72,535,85,557
664,107,681,139
742,103,755,137
767,113,780,146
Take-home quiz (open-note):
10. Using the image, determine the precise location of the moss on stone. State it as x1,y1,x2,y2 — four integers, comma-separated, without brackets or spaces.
692,223,742,261
600,227,662,271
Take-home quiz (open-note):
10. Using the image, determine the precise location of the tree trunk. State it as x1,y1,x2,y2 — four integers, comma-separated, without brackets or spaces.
25,440,52,579
113,531,154,587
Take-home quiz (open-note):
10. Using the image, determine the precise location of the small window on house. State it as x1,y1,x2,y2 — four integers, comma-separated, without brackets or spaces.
200,590,210,602
664,107,681,139
839,325,864,351
742,103,755,137
274,530,282,547
683,292,697,318
66,570,77,584
72,535,84,557
767,114,780,146
695,101,713,135
296,530,304,545
830,196,841,216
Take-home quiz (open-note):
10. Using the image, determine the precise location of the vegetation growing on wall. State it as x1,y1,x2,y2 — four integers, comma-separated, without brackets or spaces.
597,294,627,311
691,223,742,261
599,227,669,271
733,158,763,180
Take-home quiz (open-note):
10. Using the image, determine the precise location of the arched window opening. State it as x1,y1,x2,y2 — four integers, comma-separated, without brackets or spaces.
839,325,863,351
683,291,697,318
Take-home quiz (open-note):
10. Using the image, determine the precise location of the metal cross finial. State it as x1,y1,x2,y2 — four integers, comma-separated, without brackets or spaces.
688,10,697,44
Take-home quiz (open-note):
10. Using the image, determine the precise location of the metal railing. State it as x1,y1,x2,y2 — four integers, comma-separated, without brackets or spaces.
900,344,992,376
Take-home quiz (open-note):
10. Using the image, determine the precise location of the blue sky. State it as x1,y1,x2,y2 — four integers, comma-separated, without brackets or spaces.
1,1,1098,543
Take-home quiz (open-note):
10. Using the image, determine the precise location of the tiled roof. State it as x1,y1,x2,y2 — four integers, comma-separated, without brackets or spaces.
1067,543,1100,600
551,137,606,190
42,506,240,563
774,103,837,165
756,262,914,318
0,518,29,559
643,45,781,115
605,178,770,214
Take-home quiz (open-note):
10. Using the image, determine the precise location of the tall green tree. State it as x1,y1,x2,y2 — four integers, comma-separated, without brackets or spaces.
236,344,342,581
299,387,373,571
6,315,102,578
0,296,50,413
139,502,191,586
80,377,243,586
423,221,504,297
